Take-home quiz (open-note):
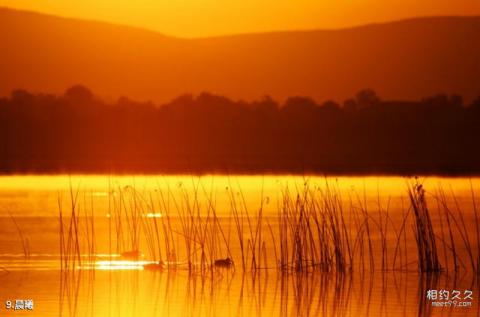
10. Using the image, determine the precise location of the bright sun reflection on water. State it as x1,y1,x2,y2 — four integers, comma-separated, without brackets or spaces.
93,260,151,270
145,212,162,218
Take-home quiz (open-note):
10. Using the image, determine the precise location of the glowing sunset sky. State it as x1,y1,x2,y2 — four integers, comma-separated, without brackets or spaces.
1,0,480,37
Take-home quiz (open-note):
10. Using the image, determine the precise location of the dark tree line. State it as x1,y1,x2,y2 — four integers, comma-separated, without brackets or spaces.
1,85,479,175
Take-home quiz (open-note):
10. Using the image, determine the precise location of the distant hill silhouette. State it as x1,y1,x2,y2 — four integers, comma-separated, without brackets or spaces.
1,7,480,103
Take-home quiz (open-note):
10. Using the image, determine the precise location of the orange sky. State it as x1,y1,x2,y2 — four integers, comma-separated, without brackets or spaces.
1,0,480,37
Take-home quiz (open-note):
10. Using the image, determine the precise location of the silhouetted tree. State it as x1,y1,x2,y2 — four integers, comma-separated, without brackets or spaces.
356,89,380,109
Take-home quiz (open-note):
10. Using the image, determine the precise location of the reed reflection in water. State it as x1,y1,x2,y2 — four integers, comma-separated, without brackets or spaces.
54,266,478,317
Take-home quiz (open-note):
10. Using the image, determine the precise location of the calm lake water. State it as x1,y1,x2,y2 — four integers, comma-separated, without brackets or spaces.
0,175,479,316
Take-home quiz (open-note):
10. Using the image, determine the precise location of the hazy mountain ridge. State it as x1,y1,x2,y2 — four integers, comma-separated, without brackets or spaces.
1,7,480,102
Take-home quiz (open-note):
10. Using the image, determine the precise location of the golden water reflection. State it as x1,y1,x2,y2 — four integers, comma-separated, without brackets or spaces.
1,175,480,316
55,267,479,317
